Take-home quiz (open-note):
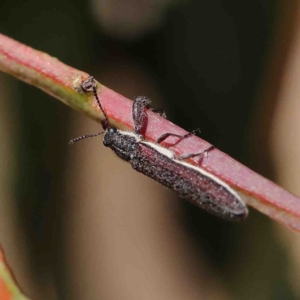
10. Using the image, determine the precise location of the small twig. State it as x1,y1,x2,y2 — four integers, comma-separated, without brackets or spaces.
0,33,300,232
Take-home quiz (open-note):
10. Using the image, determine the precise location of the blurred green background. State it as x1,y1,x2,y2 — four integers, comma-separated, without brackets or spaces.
0,0,299,299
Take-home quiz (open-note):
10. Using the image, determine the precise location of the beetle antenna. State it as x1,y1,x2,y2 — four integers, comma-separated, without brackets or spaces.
81,76,109,129
69,132,104,144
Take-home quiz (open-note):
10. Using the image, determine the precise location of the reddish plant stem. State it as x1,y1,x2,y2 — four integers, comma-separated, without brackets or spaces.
0,33,300,231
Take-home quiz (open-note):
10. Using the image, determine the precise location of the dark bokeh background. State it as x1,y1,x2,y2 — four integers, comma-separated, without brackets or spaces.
0,0,298,299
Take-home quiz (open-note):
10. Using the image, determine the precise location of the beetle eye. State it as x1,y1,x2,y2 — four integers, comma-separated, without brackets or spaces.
108,128,117,134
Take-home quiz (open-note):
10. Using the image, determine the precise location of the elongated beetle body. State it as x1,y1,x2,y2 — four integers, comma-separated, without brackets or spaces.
70,76,248,221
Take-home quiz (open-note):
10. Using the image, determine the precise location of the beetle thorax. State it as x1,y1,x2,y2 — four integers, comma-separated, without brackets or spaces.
103,129,140,161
